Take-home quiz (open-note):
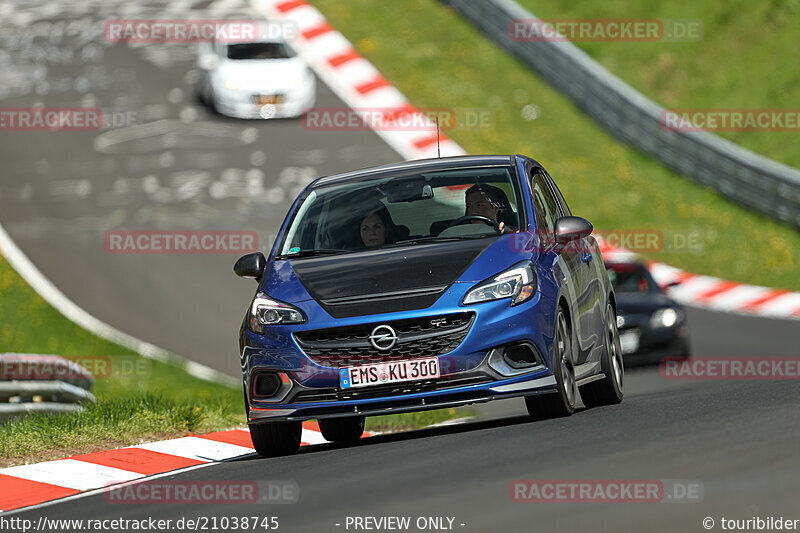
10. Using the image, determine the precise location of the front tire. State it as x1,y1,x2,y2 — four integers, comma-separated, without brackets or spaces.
580,302,624,407
318,417,365,442
525,306,576,420
249,421,302,457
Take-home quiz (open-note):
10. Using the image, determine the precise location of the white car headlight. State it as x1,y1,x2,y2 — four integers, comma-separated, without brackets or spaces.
224,77,240,91
650,307,680,328
463,263,536,306
248,292,305,333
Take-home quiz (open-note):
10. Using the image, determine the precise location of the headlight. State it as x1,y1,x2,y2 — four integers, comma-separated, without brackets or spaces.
650,307,680,328
224,77,240,91
248,292,305,333
463,263,537,306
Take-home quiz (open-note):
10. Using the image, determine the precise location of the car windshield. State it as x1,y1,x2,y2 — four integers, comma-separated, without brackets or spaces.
606,263,660,293
225,42,294,60
277,165,525,257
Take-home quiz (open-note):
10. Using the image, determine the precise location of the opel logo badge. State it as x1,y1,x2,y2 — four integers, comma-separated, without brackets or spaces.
369,325,398,351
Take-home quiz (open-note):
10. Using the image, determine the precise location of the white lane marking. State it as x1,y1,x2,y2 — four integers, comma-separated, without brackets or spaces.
306,32,352,58
647,261,684,285
0,459,143,491
0,223,238,387
664,276,723,303
0,460,232,516
133,437,255,462
0,424,377,515
289,4,326,31
706,284,772,311
300,429,328,445
755,293,800,317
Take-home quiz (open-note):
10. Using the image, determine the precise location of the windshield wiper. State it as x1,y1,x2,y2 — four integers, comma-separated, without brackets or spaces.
275,248,350,259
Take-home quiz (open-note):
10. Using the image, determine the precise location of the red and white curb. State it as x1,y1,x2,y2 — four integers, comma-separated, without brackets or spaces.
0,422,368,513
599,243,800,319
250,0,465,160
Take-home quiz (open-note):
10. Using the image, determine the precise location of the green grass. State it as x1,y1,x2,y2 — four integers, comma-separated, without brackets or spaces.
310,0,800,290
0,252,245,466
0,254,464,465
0,393,240,466
517,0,800,168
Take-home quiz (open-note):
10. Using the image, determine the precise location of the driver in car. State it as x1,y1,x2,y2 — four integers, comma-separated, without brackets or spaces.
464,184,512,233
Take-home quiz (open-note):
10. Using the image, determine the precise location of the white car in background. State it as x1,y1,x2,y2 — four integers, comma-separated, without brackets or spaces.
197,38,315,119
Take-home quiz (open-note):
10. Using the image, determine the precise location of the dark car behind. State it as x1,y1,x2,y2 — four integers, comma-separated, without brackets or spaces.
605,258,690,366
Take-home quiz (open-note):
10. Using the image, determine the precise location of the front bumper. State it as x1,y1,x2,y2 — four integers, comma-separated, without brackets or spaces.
242,293,559,424
247,361,557,423
214,83,315,119
619,322,690,366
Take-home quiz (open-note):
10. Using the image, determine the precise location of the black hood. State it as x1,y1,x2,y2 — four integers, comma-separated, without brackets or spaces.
615,291,678,315
289,238,496,318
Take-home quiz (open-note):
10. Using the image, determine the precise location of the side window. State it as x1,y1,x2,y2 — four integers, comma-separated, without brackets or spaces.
530,170,559,248
543,170,572,217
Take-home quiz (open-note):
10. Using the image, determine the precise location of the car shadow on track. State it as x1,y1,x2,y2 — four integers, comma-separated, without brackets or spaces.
233,410,591,461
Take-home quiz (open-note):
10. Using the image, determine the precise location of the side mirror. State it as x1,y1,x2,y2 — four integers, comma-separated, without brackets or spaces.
554,216,593,246
234,252,266,280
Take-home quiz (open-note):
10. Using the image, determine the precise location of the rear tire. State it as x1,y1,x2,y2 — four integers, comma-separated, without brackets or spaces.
318,417,365,442
249,421,302,457
525,306,576,420
580,302,624,408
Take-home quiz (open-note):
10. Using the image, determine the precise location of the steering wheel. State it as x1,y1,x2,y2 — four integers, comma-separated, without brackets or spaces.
445,215,500,231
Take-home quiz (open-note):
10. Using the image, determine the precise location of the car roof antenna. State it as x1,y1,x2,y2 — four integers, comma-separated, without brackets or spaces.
436,115,441,159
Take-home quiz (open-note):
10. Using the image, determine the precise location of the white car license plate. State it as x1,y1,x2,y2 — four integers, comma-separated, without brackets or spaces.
339,358,440,389
619,329,641,355
253,94,283,105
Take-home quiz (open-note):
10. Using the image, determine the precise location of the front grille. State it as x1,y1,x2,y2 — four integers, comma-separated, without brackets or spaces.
294,312,474,367
290,373,493,403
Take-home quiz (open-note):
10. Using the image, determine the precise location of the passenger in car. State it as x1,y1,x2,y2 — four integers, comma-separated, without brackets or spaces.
358,204,405,248
359,212,387,247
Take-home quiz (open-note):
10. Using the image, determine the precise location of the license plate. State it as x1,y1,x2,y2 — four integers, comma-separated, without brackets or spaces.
339,358,440,389
253,94,283,105
619,329,641,355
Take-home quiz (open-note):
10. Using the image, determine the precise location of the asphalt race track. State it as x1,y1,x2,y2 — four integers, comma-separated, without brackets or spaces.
3,2,800,532
0,0,398,377
14,346,800,532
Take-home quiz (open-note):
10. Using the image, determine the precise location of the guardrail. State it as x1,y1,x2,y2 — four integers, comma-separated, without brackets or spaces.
0,353,96,422
442,0,800,229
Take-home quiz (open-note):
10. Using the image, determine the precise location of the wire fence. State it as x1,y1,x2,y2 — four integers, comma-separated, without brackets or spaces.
443,0,800,229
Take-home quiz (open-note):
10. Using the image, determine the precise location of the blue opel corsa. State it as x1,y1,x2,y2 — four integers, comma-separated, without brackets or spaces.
235,155,623,456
